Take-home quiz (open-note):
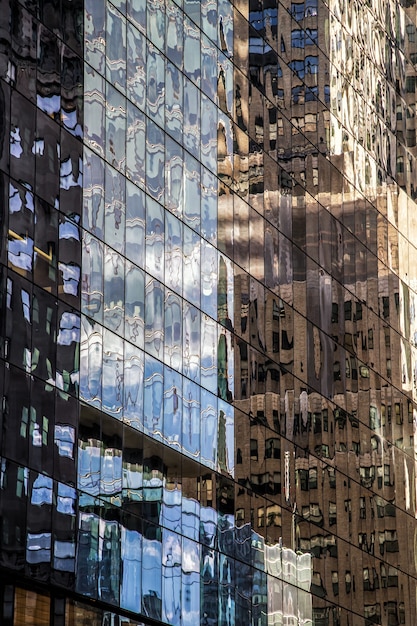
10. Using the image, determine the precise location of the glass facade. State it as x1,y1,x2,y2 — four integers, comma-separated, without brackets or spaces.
1,0,417,625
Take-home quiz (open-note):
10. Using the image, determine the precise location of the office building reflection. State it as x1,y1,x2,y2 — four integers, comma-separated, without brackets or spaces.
1,0,417,625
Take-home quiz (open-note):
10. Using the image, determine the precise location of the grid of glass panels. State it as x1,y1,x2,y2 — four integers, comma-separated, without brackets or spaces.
2,0,417,624
81,0,235,474
79,0,311,624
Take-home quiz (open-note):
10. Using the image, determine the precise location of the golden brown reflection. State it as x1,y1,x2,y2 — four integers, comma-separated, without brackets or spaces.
65,600,101,626
14,588,50,626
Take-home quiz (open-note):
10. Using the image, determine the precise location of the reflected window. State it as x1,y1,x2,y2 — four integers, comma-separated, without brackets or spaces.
265,438,280,459
54,425,75,458
291,29,317,47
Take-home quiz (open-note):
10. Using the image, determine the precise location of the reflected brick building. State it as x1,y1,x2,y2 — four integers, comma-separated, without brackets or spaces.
1,0,417,625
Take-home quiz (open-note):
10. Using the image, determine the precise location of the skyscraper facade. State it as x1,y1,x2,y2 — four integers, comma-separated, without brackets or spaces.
1,0,417,624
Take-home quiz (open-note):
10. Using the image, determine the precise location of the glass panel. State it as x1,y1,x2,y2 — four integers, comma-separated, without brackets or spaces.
146,117,165,203
163,367,182,449
183,16,200,83
105,82,126,172
14,588,50,626
142,523,162,620
85,0,105,72
106,3,126,92
146,197,164,282
201,241,217,318
166,0,183,70
162,530,182,625
103,246,124,334
165,137,183,218
144,353,163,438
125,263,145,348
120,516,142,613
201,166,218,245
127,0,146,33
201,389,217,469
105,163,126,254
164,291,182,371
83,148,105,239
147,0,165,49
165,61,183,144
98,508,120,605
127,22,146,110
126,181,145,268
183,301,200,382
181,537,199,626
182,377,200,460
183,225,200,307
102,328,124,418
145,276,164,359
66,600,103,625
183,77,200,159
183,152,200,231
165,210,183,292
123,341,144,431
80,317,103,408
200,94,217,173
126,102,146,189
146,41,165,128
84,67,105,157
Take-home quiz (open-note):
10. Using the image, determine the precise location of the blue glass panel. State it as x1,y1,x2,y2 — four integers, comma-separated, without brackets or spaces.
183,301,201,383
165,137,183,219
142,526,162,620
218,553,235,625
183,153,200,231
183,226,201,308
147,0,165,49
83,148,105,239
76,511,99,597
105,82,126,172
98,515,120,604
165,61,183,144
145,276,164,360
125,263,145,348
146,117,165,203
165,209,183,292
84,67,105,158
200,94,217,173
127,22,146,110
146,40,165,128
183,78,200,159
126,181,145,268
105,164,126,254
146,196,165,282
162,530,182,625
166,0,183,70
120,526,142,613
181,537,200,626
163,366,182,449
164,291,182,371
182,377,200,460
85,0,105,72
102,328,124,418
104,246,124,334
200,389,217,469
80,317,102,407
143,353,163,438
106,3,126,92
200,315,217,393
201,242,217,318
201,168,218,244
126,102,146,189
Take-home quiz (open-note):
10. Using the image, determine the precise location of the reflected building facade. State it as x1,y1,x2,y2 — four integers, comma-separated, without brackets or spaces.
0,0,417,625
